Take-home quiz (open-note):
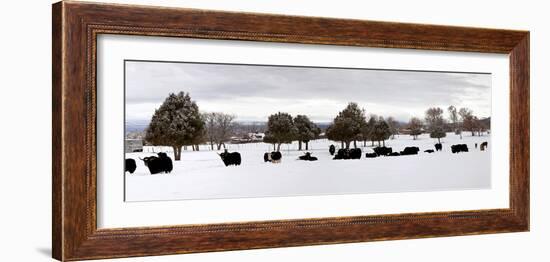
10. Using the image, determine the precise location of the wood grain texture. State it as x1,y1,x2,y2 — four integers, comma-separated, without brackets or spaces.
52,1,530,261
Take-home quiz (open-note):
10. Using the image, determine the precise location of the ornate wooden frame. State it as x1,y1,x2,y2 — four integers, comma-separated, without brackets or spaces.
52,1,529,261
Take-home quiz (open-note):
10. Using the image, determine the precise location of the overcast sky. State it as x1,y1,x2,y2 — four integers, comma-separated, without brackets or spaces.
125,60,491,124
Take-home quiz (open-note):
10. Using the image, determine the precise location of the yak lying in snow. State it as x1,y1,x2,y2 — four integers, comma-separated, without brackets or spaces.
424,149,435,153
329,145,336,156
373,146,392,156
219,150,242,166
333,148,362,160
451,144,469,153
365,152,378,158
435,143,442,151
388,152,400,156
264,151,282,163
140,152,173,174
480,141,488,151
298,152,318,161
400,147,420,155
125,158,136,174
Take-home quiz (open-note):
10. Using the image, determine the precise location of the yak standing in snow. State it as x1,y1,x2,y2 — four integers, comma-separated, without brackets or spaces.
349,148,362,159
373,146,392,156
434,143,442,151
219,150,242,166
480,141,488,151
329,145,336,156
451,144,469,153
333,149,350,160
264,151,282,163
298,152,318,161
125,158,137,174
400,147,420,155
333,148,361,160
140,152,173,174
424,149,435,153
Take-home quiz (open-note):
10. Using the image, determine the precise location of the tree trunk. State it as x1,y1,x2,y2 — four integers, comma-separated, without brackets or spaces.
305,141,309,150
377,140,381,147
363,140,366,147
371,140,374,146
217,143,222,150
353,140,357,148
277,143,282,152
345,141,351,149
195,144,200,151
438,137,441,144
210,142,214,150
382,140,385,147
273,144,276,151
173,146,181,161
341,141,344,148
298,141,302,151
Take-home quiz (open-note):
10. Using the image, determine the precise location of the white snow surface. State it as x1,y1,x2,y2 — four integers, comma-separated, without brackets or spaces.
125,133,491,202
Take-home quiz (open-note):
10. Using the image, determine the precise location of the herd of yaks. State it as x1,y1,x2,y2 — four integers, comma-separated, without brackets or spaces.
125,141,488,175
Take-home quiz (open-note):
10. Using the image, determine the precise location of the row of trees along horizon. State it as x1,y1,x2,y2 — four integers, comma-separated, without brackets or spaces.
142,92,489,161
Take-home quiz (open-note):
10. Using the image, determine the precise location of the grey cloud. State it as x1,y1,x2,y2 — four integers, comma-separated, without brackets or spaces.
125,61,491,122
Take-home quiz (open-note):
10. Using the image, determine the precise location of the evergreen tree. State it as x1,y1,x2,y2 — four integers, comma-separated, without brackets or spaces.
264,112,298,152
372,117,392,146
145,92,205,160
366,115,378,146
326,102,366,149
294,115,320,151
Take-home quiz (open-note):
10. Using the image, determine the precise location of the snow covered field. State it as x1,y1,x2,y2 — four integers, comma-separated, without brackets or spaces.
125,132,491,202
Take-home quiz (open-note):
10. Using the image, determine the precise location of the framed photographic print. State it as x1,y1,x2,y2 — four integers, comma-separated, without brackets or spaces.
52,1,529,261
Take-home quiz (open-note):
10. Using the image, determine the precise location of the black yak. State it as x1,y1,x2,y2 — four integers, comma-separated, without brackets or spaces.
349,148,362,159
388,152,400,156
125,158,136,174
365,152,378,158
264,151,282,163
298,152,318,161
219,150,242,166
435,143,442,151
333,149,350,160
424,149,435,153
373,146,392,156
400,147,420,155
480,141,488,151
334,148,361,160
451,144,469,153
140,152,173,174
329,145,336,156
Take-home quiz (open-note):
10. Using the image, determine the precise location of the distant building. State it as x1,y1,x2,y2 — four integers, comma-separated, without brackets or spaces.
125,139,143,153
248,132,265,141
230,132,265,144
